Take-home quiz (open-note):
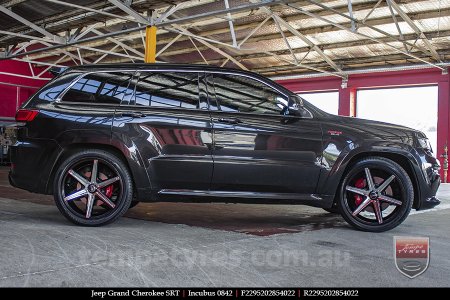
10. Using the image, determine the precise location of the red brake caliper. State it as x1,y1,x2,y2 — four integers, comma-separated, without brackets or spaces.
354,178,366,206
104,185,113,198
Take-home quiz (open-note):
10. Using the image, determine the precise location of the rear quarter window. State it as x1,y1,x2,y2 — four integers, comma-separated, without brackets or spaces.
24,72,81,107
60,72,135,105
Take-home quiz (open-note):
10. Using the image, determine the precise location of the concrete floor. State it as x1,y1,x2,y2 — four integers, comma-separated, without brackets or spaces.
0,166,449,287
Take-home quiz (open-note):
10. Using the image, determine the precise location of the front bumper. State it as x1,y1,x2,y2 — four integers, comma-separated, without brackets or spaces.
418,170,441,209
414,148,441,210
421,196,441,209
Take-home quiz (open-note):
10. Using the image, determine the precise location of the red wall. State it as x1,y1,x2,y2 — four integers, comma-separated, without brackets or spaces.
0,60,51,118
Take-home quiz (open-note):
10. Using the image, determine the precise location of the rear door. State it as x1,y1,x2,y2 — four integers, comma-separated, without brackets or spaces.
112,70,214,192
52,71,133,144
206,73,323,196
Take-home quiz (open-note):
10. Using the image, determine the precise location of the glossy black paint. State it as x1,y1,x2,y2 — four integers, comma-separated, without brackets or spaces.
9,63,440,210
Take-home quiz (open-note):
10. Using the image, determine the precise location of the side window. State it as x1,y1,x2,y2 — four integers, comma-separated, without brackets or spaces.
61,72,134,104
210,74,288,115
134,72,200,109
32,72,82,103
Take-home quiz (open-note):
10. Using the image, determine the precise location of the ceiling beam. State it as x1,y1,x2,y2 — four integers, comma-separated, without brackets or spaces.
1,0,291,60
273,14,343,73
105,6,449,61
51,22,450,66
1,0,28,8
0,5,64,43
288,1,445,70
172,24,248,70
0,0,149,43
4,0,434,61
386,0,409,52
253,1,343,76
387,0,442,62
91,28,144,58
272,15,298,65
107,0,149,24
347,0,356,32
302,0,440,62
42,0,136,23
118,1,446,62
176,31,450,67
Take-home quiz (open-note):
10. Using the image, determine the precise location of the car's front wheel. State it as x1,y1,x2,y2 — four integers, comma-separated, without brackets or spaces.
54,149,133,226
338,157,414,232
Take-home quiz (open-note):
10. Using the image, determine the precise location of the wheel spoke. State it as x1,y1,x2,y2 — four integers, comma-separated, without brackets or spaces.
97,176,120,188
91,159,99,183
68,169,89,186
85,193,95,219
378,194,402,206
63,158,123,220
352,197,372,216
346,186,368,196
64,189,87,202
377,175,395,192
95,191,116,209
364,168,375,190
373,201,383,224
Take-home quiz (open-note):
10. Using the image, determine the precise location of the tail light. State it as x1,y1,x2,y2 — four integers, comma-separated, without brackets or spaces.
15,109,39,122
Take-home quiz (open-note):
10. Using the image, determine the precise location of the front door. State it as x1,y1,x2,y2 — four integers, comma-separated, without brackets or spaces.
207,73,323,196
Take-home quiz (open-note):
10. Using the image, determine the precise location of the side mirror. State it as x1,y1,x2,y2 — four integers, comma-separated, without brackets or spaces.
286,95,303,116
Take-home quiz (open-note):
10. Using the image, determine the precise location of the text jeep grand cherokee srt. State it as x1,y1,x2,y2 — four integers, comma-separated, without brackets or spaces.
9,64,441,231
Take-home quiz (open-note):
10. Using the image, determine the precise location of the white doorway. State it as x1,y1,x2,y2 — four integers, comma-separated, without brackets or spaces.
298,91,339,115
357,86,438,153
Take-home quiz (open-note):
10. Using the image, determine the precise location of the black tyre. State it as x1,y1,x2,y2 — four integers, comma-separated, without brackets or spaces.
54,149,133,226
129,201,140,209
338,157,414,232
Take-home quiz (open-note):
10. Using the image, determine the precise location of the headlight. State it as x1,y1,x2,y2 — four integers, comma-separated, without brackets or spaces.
417,137,433,152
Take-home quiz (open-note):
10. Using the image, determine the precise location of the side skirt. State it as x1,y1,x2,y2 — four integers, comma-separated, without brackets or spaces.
153,189,334,207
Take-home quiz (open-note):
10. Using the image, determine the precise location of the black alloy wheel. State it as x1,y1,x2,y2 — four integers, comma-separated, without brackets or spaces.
338,157,414,232
54,149,133,226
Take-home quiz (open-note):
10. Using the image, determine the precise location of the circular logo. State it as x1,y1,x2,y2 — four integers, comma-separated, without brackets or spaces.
87,184,97,193
369,190,378,200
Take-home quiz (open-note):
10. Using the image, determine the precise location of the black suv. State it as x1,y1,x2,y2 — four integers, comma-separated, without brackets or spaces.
9,64,440,231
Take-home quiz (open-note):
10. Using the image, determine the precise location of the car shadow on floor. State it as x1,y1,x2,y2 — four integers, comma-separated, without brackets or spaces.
0,166,348,236
125,202,348,236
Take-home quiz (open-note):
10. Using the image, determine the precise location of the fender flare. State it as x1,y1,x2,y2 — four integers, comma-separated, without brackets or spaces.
46,129,152,200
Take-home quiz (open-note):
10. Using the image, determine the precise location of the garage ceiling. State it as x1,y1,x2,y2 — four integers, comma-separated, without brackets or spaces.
0,0,449,79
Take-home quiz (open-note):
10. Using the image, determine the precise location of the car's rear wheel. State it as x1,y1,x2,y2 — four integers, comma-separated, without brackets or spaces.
338,157,414,232
54,149,133,226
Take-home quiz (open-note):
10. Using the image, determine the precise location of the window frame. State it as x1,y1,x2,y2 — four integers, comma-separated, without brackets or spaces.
54,69,313,118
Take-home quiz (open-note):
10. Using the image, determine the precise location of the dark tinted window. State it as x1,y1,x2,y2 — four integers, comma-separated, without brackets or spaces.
210,74,287,115
61,72,134,104
133,72,200,109
33,72,81,103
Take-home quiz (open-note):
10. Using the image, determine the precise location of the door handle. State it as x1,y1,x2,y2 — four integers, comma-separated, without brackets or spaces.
120,112,146,118
216,117,242,125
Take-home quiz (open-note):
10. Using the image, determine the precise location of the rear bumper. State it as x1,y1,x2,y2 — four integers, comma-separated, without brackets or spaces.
9,137,61,194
